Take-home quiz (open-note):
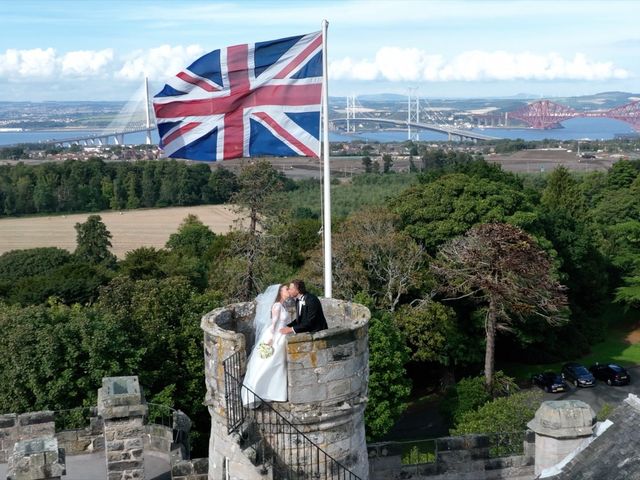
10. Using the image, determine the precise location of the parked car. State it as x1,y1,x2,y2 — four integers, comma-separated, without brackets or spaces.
589,363,631,386
531,372,568,393
561,362,595,387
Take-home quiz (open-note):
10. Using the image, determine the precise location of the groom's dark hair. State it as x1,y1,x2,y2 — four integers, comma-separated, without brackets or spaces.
291,279,307,294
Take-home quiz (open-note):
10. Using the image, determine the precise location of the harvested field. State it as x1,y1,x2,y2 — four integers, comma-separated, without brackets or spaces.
0,205,239,258
486,149,616,173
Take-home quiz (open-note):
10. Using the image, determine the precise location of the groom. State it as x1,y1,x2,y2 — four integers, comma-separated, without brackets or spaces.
280,279,328,335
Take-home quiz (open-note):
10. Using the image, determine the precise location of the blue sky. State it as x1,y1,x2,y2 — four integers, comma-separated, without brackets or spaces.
0,0,638,101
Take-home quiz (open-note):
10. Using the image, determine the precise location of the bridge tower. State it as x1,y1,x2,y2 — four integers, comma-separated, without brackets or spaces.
407,87,420,141
346,95,357,133
145,77,152,145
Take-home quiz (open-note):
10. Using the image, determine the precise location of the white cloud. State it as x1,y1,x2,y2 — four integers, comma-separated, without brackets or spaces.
0,47,114,79
0,45,204,83
61,49,114,76
0,48,57,78
116,44,205,81
330,48,630,82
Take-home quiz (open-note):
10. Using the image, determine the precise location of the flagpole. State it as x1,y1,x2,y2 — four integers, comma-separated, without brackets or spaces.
321,19,332,299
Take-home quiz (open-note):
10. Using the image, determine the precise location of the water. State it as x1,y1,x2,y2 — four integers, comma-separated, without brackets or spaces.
0,117,635,147
0,130,160,146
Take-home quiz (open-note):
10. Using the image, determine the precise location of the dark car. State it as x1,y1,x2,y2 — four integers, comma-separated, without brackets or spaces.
589,363,631,386
531,372,568,393
561,362,595,387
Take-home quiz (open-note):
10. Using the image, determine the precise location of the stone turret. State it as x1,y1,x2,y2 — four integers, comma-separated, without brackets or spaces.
527,400,595,476
202,297,370,480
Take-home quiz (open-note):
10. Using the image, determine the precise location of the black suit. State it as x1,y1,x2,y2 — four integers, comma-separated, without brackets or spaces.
288,293,328,333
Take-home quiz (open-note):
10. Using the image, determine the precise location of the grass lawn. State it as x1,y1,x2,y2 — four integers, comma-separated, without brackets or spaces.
501,304,640,381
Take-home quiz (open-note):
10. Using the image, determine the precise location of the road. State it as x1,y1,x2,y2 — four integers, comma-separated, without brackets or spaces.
540,365,640,415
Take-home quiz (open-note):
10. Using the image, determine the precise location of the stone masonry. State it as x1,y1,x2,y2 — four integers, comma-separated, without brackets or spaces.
97,376,148,480
202,297,370,480
0,412,55,464
7,436,66,480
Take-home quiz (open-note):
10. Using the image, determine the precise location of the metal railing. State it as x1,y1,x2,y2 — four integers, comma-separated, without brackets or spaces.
368,431,528,467
53,406,97,432
223,350,362,480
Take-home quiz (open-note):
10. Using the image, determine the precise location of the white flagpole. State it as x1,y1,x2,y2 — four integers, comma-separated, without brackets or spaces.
321,19,332,298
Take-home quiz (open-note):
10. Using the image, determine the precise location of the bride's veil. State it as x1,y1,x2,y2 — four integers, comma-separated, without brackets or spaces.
253,284,280,347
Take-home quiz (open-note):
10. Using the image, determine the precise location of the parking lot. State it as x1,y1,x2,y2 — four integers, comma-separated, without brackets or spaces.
540,365,640,414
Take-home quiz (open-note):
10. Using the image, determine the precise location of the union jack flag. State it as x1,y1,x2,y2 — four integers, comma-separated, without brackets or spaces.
153,31,323,161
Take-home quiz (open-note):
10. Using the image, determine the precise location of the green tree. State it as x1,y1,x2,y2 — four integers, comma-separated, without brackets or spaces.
119,247,169,281
366,310,412,439
141,161,158,207
362,155,372,173
303,208,425,311
541,166,585,217
450,390,542,435
74,215,116,266
207,168,238,203
393,300,457,363
382,153,394,173
444,372,520,425
431,223,567,389
166,215,216,258
230,161,286,298
125,172,140,209
392,172,535,253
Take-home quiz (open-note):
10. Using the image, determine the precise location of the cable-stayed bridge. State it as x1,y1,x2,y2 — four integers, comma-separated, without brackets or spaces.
35,79,157,148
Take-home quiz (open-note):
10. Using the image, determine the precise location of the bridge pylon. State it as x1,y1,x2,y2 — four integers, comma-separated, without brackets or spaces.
407,87,420,141
346,94,357,133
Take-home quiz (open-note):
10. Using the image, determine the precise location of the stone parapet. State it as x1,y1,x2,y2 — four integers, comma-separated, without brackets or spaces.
7,436,66,480
369,433,535,480
0,412,55,463
171,457,208,480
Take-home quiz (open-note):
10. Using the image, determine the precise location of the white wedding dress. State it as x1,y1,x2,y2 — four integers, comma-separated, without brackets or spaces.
241,286,290,406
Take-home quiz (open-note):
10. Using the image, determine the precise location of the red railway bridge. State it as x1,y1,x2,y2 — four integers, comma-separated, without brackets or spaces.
509,100,640,131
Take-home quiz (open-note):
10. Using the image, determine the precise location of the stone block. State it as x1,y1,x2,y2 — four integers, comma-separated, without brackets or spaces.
124,438,143,449
327,379,352,399
8,437,66,480
106,459,143,471
192,457,209,473
98,376,148,420
289,384,328,404
172,460,194,475
18,412,54,427
0,414,17,428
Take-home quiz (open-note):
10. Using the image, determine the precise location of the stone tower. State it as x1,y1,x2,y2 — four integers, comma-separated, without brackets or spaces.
202,298,370,480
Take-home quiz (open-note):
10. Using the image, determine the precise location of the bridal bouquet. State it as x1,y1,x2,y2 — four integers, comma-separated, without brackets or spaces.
257,342,274,359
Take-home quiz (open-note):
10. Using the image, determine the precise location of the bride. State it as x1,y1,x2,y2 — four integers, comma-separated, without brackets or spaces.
241,284,291,406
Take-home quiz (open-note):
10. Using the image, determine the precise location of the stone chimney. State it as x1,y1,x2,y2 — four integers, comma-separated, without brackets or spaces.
97,376,148,480
527,400,595,476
